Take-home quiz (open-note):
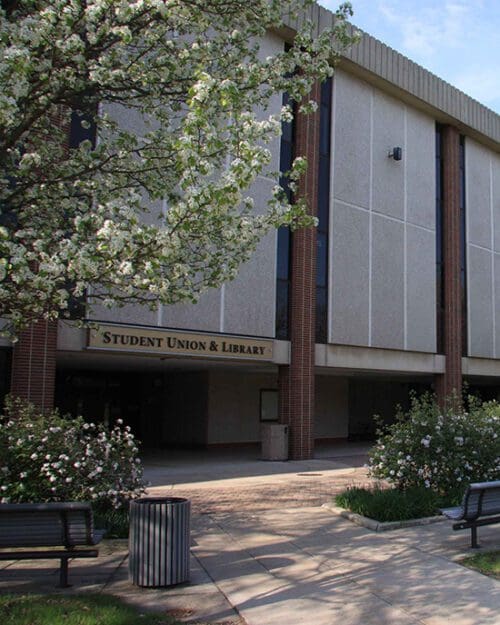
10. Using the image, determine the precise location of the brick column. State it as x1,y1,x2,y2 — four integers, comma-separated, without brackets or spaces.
278,81,321,460
435,125,462,406
10,320,58,413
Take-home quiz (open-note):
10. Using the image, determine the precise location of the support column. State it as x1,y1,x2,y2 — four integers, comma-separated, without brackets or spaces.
435,125,462,405
279,81,321,460
10,320,58,413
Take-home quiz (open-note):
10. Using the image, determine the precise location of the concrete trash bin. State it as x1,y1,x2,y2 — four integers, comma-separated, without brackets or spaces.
129,497,190,587
261,423,289,461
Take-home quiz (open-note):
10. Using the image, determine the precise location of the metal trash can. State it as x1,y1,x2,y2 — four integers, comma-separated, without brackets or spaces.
261,423,289,461
129,497,190,587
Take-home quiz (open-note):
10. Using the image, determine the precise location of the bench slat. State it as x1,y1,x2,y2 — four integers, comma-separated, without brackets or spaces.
0,511,90,547
463,485,500,520
440,481,500,548
0,502,104,587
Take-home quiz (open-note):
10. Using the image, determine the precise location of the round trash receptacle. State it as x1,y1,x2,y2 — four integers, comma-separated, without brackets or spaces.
129,497,190,587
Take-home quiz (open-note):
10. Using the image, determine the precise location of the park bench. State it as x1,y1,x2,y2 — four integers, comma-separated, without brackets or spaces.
0,502,105,587
440,480,500,548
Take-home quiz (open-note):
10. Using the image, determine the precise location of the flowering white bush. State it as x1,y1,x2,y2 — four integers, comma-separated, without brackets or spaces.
369,393,500,497
0,397,146,509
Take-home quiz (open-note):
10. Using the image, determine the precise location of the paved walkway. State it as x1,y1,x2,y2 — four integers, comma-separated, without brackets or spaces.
1,445,499,625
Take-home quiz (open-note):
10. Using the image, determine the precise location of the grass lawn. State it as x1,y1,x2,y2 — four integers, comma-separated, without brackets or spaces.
460,551,500,580
0,593,195,625
334,486,456,523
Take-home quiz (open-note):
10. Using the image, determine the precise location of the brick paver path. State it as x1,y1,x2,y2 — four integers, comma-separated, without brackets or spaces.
147,464,374,514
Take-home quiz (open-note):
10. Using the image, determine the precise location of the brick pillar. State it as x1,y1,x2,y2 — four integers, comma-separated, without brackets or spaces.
435,125,462,406
278,81,321,460
10,320,58,413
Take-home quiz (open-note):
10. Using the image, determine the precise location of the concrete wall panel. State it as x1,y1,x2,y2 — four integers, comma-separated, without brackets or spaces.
406,226,436,352
330,202,370,346
468,245,493,357
254,32,284,176
332,71,371,209
315,376,348,438
162,289,222,333
372,93,405,219
467,140,492,249
406,110,435,229
495,254,500,359
90,302,158,327
223,231,276,337
493,154,500,253
207,371,277,444
371,215,404,349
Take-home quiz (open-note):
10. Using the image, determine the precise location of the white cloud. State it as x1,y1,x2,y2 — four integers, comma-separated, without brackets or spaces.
453,67,500,111
377,0,471,59
318,0,500,113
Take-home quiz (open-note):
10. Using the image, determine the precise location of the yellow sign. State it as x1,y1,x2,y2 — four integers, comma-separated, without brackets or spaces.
88,324,274,361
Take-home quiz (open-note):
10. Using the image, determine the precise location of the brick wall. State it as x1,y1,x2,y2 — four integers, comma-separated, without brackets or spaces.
279,80,322,460
435,125,462,405
10,320,58,413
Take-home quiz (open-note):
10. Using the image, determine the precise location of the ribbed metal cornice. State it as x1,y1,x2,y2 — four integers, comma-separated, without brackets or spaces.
280,3,500,150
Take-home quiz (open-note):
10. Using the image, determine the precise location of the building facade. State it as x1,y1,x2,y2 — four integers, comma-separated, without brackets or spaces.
3,4,500,459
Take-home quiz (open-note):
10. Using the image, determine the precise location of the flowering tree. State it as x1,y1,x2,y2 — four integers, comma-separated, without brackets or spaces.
0,0,355,333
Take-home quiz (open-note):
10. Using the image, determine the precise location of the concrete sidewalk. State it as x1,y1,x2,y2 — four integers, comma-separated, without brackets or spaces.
187,506,499,625
1,448,499,625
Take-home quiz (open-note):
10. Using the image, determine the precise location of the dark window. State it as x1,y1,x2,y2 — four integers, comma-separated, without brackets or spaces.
69,111,97,149
67,110,97,320
275,90,295,340
0,348,12,407
435,124,444,354
316,287,328,344
315,78,332,343
459,136,467,356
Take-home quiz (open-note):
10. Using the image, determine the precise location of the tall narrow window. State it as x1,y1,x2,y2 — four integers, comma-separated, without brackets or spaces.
275,91,294,340
435,124,444,353
69,111,97,149
459,136,467,356
316,78,332,343
67,109,97,320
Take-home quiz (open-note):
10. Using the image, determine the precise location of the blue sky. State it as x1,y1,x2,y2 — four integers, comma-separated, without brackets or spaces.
319,0,500,114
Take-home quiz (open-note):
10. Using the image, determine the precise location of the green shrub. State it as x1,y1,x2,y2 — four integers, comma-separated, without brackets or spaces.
0,396,146,510
368,393,500,496
93,506,130,538
335,486,446,522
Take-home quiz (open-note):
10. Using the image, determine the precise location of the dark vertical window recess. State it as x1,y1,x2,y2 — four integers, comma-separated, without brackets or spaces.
0,348,12,407
316,78,332,344
459,136,467,356
67,110,97,320
69,111,97,150
275,90,295,340
435,124,444,353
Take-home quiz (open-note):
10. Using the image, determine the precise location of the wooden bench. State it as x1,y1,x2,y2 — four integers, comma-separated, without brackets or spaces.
440,480,500,548
0,502,105,587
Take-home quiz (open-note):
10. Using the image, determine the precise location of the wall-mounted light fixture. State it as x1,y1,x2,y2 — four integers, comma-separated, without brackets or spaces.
388,147,403,161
